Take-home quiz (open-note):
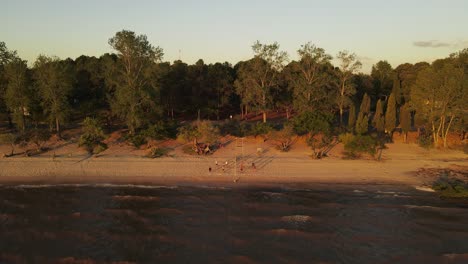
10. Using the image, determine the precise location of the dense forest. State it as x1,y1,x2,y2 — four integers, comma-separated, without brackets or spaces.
0,30,466,156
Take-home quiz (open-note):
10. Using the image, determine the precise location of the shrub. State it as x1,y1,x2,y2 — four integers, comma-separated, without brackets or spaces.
433,175,468,198
291,111,332,136
219,119,242,137
143,120,178,140
197,120,221,145
418,133,433,149
147,147,169,158
268,125,296,152
339,133,378,158
127,134,146,148
78,117,107,154
177,124,201,145
307,134,336,159
251,122,273,138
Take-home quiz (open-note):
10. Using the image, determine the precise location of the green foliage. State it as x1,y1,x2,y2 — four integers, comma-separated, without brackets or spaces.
33,55,73,136
371,60,393,96
385,92,397,134
143,120,178,140
23,128,51,151
372,99,385,132
177,124,201,144
339,133,378,158
196,120,221,145
127,134,147,148
4,58,32,132
391,75,402,105
250,122,273,137
78,117,107,154
336,50,362,126
268,125,296,152
433,175,468,198
348,104,356,130
291,111,332,136
235,41,287,123
108,30,164,134
418,133,433,149
410,59,467,148
307,134,335,159
355,93,370,134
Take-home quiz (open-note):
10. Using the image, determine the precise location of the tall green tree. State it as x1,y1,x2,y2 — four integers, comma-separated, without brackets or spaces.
391,75,402,105
108,30,164,134
336,50,362,126
0,42,19,128
385,92,397,138
285,42,333,113
371,60,393,97
400,103,411,143
4,58,32,132
355,93,371,134
372,99,385,133
33,55,73,137
235,41,287,123
410,59,467,148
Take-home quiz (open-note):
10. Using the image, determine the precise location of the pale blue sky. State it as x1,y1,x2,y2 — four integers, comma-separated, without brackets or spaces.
2,0,467,72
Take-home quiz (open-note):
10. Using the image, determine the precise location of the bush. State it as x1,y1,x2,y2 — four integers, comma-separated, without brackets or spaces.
147,147,169,158
177,124,201,144
250,122,273,138
127,134,146,148
78,117,107,154
143,120,178,140
307,134,336,159
433,175,468,198
291,111,332,136
339,133,378,158
268,125,296,152
418,133,433,149
219,119,242,137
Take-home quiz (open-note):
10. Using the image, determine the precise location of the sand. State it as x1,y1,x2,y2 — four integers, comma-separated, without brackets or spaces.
0,132,466,189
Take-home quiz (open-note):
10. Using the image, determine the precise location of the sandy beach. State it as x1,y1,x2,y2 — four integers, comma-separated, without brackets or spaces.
1,133,466,188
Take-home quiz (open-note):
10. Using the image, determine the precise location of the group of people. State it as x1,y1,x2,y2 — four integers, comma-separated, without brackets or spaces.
208,160,256,173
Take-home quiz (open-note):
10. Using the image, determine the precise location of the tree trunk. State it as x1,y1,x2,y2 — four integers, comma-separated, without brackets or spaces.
262,111,267,123
339,107,344,127
286,108,290,120
56,118,61,138
171,108,174,120
240,104,244,119
404,132,407,144
197,109,201,121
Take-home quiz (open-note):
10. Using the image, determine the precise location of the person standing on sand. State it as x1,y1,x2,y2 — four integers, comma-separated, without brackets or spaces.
209,167,212,173
252,162,256,170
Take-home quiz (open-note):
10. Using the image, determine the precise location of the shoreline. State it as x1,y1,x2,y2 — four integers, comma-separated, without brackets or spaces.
1,154,466,190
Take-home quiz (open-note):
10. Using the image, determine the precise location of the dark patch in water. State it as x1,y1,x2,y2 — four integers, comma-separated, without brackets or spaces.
0,185,467,263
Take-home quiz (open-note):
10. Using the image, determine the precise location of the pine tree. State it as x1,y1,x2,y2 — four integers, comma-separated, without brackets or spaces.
400,103,411,143
355,93,370,134
392,75,401,105
385,92,397,139
372,99,385,132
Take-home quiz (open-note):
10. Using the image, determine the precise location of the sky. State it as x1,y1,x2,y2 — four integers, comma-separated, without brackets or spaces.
2,0,468,72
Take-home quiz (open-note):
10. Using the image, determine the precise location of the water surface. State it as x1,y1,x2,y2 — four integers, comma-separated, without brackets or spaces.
0,184,467,263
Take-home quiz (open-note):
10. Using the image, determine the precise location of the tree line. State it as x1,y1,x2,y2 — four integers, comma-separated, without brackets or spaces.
0,30,466,149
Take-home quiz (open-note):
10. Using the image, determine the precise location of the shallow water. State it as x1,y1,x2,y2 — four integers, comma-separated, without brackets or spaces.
0,184,467,264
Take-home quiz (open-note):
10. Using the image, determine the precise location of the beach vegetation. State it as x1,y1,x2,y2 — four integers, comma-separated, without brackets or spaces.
78,117,107,154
